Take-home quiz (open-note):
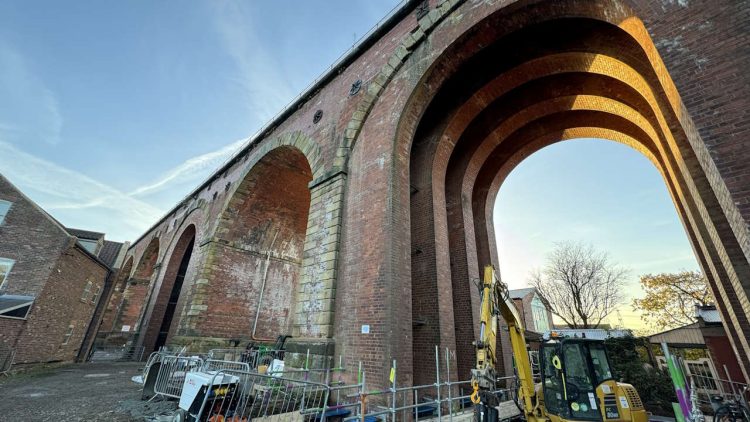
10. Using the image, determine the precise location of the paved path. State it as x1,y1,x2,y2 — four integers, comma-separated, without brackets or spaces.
0,362,176,421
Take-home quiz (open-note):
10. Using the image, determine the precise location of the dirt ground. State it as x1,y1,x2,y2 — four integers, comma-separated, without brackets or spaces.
0,362,178,421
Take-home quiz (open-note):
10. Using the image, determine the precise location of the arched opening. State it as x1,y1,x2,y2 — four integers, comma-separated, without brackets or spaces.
199,145,312,342
491,138,702,374
142,225,196,354
404,1,750,385
99,257,134,333
117,237,159,334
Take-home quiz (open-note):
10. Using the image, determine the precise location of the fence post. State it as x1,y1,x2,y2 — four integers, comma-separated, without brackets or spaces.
723,365,738,396
446,347,453,422
361,371,367,422
435,346,442,421
391,359,397,422
415,387,419,422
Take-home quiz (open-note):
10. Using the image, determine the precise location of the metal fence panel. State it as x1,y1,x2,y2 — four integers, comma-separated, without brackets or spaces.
153,355,204,399
196,370,330,422
203,359,251,373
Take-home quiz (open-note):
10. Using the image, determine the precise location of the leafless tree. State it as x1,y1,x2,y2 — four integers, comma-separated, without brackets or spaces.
530,241,628,329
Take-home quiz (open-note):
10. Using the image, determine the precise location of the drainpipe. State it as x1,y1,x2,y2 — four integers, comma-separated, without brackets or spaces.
251,230,279,342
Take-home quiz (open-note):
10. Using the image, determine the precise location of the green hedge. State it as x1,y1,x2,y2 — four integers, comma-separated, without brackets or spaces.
604,336,677,416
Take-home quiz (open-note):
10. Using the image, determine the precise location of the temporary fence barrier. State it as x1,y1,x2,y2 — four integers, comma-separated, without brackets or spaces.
152,355,204,399
203,359,251,373
337,347,517,422
194,369,330,422
142,345,523,422
208,347,285,371
691,368,749,406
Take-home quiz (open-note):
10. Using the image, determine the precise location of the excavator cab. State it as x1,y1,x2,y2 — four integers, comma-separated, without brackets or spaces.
540,338,648,422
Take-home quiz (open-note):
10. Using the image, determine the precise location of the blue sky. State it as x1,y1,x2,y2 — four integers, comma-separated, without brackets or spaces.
0,1,699,329
495,139,700,328
0,0,402,240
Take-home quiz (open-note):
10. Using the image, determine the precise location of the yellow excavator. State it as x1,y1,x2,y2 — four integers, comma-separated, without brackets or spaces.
470,265,648,422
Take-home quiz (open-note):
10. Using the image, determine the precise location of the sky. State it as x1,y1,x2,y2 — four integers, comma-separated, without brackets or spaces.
0,1,700,331
494,139,700,330
0,0,403,241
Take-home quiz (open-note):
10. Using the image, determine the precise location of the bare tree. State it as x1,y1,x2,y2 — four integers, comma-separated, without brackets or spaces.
530,241,628,329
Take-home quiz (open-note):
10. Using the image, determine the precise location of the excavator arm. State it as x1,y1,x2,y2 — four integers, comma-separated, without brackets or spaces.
471,265,537,418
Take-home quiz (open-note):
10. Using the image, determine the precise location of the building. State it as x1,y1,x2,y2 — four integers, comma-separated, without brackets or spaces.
495,287,554,377
649,305,747,384
508,287,554,334
0,174,124,370
67,229,130,361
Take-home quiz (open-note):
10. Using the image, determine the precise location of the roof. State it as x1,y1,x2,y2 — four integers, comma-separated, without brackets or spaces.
546,328,632,340
648,322,704,346
98,241,124,268
66,228,105,241
0,174,70,239
695,305,721,324
0,176,112,273
509,287,535,300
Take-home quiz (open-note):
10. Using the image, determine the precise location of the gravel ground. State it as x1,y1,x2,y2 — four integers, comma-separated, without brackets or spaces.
0,362,178,421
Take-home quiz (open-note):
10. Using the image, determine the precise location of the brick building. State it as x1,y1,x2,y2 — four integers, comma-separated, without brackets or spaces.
0,174,121,370
496,287,554,376
103,0,750,389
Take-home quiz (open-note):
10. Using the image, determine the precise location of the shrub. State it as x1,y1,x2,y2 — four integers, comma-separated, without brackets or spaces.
605,335,676,416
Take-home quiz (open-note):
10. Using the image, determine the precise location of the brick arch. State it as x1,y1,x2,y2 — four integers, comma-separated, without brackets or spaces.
131,205,206,353
141,224,196,354
187,144,314,345
394,0,750,384
202,132,323,240
116,237,159,334
99,257,134,333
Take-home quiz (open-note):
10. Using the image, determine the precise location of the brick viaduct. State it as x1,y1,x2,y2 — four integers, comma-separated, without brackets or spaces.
98,0,750,387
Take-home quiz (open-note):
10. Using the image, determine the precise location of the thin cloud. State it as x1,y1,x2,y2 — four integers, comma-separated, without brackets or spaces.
210,1,296,123
0,141,163,241
130,137,248,197
0,41,63,145
629,252,697,270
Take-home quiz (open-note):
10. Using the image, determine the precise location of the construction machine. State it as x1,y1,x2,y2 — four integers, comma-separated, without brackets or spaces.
470,265,648,422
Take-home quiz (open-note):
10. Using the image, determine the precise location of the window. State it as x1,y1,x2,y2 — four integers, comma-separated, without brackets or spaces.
531,295,550,332
78,239,98,254
0,200,11,225
589,343,613,383
91,284,101,304
0,258,14,291
0,294,33,319
541,343,567,416
62,325,74,345
562,343,599,420
81,281,93,302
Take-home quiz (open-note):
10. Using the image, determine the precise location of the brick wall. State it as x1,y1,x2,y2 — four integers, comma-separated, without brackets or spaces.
13,245,108,364
111,0,750,387
0,175,108,366
0,175,69,298
98,257,133,334
140,225,196,354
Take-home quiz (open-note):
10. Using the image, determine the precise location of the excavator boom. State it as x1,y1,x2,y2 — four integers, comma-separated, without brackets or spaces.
472,266,536,418
471,265,648,422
